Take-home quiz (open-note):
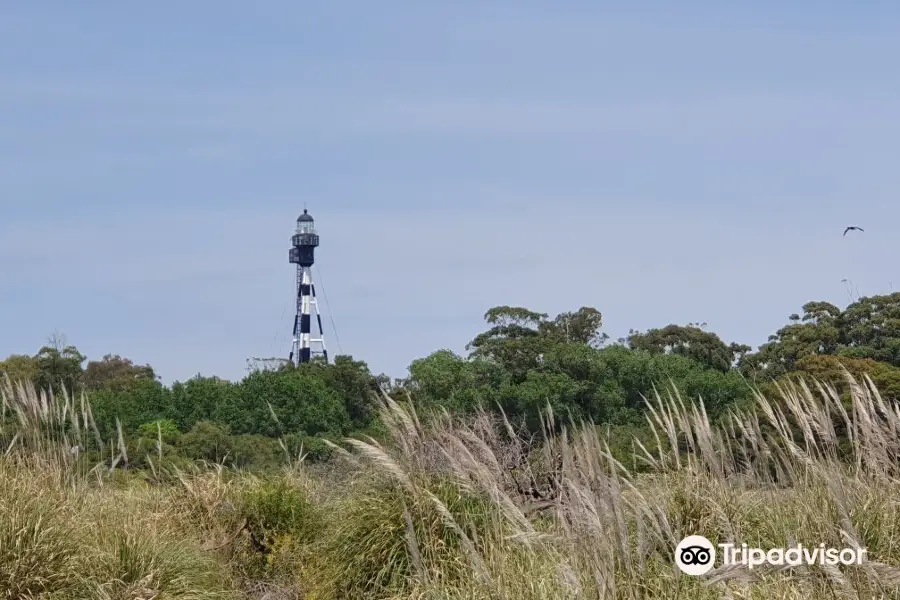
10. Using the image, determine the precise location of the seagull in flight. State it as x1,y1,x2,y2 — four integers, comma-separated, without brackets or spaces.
843,226,864,236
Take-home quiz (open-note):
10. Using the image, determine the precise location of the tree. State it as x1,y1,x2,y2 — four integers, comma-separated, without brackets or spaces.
539,307,608,347
137,419,181,444
466,306,548,382
0,354,40,387
33,334,86,394
627,324,749,372
582,344,751,423
178,421,232,463
168,376,239,432
299,355,380,427
739,301,842,380
466,305,607,383
233,369,350,437
407,349,507,413
739,294,900,382
788,354,900,401
83,354,157,392
505,370,589,431
838,292,900,366
89,379,172,438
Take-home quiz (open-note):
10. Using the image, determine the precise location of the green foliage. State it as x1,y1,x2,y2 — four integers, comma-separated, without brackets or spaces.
0,341,386,468
89,379,172,439
840,293,900,365
137,419,181,444
229,434,284,469
300,355,381,425
169,376,239,432
0,354,40,387
628,323,751,372
178,421,233,464
407,349,507,413
786,354,900,401
317,476,496,600
34,338,85,394
7,293,900,472
232,476,322,584
237,369,350,437
739,293,900,379
83,353,157,391
410,323,753,432
240,477,319,545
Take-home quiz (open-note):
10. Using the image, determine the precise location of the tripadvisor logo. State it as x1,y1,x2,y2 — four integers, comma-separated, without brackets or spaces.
675,535,867,575
676,535,716,575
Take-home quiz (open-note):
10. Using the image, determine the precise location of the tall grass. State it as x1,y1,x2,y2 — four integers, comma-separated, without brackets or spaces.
335,376,900,598
3,370,900,598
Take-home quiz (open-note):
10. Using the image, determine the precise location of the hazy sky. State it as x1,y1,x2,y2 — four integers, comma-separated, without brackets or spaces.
2,3,898,384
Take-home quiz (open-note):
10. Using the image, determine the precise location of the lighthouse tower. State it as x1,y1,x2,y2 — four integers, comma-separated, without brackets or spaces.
288,209,328,365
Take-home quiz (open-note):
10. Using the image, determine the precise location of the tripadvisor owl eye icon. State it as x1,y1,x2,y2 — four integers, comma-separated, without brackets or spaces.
680,546,711,565
675,535,716,575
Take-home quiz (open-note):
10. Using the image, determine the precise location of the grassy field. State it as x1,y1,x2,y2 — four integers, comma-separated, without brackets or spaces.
2,374,900,599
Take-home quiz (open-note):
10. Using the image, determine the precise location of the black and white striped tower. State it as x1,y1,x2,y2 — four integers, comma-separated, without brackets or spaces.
288,209,328,366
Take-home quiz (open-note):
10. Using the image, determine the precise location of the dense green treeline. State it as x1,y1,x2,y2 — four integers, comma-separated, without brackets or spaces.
5,293,900,470
0,344,388,468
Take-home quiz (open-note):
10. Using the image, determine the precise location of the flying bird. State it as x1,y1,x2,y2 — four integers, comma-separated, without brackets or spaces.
843,226,864,236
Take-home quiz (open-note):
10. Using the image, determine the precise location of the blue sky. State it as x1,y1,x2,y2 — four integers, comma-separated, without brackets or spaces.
2,2,899,384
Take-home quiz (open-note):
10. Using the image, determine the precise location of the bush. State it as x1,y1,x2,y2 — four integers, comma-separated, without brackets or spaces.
0,497,81,597
231,475,322,589
314,475,497,599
